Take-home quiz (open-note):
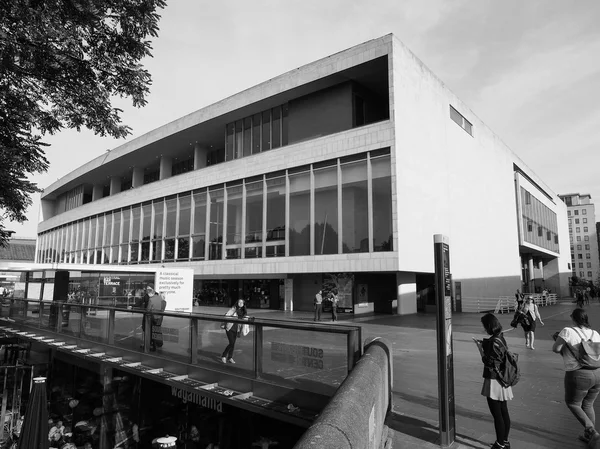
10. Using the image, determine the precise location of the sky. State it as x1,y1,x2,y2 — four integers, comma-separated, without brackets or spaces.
6,0,600,238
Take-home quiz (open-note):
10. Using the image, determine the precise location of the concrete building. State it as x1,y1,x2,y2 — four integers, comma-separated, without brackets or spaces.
33,34,571,314
558,193,600,285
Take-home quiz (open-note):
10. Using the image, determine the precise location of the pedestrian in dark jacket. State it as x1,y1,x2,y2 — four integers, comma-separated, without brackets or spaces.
474,313,513,449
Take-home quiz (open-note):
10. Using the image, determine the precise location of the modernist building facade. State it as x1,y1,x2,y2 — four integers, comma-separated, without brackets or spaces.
33,34,571,314
558,193,600,285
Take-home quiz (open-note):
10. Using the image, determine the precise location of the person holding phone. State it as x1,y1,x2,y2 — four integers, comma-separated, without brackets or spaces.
474,313,513,449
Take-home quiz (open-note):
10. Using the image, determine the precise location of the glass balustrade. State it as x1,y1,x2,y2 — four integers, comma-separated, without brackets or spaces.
0,298,361,396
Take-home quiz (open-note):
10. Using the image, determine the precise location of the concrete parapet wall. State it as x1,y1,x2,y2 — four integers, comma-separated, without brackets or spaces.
293,338,393,449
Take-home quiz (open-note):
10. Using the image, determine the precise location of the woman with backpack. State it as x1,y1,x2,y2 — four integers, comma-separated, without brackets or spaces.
522,296,544,349
474,313,513,449
552,308,600,445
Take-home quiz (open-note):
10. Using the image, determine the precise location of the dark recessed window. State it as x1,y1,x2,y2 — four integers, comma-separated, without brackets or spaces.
538,226,543,237
449,105,473,136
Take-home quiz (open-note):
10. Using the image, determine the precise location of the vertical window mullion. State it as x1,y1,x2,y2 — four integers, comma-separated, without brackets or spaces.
367,154,374,252
309,165,315,256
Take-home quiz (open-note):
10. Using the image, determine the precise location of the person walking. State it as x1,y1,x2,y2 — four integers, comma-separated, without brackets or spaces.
314,290,323,322
552,308,600,445
330,291,339,322
221,299,248,364
148,291,167,351
514,289,524,312
474,313,513,449
522,296,544,349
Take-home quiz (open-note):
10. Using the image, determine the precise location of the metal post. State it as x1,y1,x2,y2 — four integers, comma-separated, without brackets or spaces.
190,318,198,364
107,309,115,345
434,234,455,447
254,324,263,379
143,313,152,353
346,330,359,374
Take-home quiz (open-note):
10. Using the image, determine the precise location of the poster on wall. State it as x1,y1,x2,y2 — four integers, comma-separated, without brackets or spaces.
323,273,354,312
155,268,194,313
357,284,369,308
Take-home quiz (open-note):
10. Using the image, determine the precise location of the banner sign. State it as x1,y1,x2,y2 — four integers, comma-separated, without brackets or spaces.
155,268,194,313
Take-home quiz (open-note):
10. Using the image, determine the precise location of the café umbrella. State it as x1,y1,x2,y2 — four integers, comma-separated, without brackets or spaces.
18,376,49,449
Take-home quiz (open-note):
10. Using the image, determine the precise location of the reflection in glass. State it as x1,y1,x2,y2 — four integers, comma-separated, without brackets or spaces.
289,171,310,256
153,200,164,239
225,123,234,162
282,104,288,146
314,166,338,255
121,208,131,244
226,185,243,250
245,180,263,244
165,198,177,238
272,107,281,149
113,211,121,247
252,113,261,154
178,194,191,260
164,239,175,261
192,191,207,260
342,159,368,253
243,117,252,157
209,189,224,260
372,155,393,251
262,110,271,151
141,203,152,241
266,177,285,246
235,120,243,159
131,205,141,243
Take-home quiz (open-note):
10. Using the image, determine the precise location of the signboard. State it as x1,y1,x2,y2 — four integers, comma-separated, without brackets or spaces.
100,275,124,298
171,386,222,412
155,268,194,313
434,234,455,447
270,342,325,370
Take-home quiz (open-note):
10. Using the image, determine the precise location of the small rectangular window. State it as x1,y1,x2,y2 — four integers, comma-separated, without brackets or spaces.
554,235,559,244
577,227,581,233
578,254,583,259
575,210,579,216
575,219,580,224
584,227,588,232
527,221,533,232
588,271,593,278
569,219,572,224
568,211,572,216
449,105,473,136
525,191,532,205
583,209,587,215
538,226,543,237
586,244,590,250
585,236,589,241
583,218,588,223
580,271,585,278
546,231,551,241
587,262,592,268
586,253,591,259
579,263,584,268
577,245,582,250
577,236,581,241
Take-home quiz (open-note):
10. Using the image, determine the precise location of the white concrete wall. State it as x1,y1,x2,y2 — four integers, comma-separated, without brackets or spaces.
390,36,570,301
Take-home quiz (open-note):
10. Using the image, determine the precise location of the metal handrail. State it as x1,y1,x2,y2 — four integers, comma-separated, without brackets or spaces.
2,297,363,390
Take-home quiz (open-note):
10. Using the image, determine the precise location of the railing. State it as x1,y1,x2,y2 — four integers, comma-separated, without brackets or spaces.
0,298,362,399
463,294,560,313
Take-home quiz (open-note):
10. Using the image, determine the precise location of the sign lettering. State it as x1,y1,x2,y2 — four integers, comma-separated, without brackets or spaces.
171,386,223,412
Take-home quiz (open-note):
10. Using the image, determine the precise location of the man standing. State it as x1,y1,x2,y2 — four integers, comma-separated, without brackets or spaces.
314,290,323,322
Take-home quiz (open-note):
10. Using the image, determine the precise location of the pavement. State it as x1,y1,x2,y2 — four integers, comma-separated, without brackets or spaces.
228,300,596,449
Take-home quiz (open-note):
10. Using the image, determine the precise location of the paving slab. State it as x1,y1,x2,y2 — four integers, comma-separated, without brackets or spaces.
247,300,596,448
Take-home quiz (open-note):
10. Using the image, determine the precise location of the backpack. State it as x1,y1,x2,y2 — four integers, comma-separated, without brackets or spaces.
493,338,521,388
568,327,600,369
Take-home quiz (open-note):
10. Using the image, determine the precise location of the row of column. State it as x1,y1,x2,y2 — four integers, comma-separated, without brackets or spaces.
92,144,210,201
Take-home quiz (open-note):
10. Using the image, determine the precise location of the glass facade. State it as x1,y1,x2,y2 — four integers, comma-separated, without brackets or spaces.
38,151,393,264
520,186,559,252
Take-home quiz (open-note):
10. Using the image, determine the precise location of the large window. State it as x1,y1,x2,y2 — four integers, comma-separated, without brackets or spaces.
289,170,311,256
226,184,243,259
372,155,393,251
314,164,338,255
42,149,395,265
192,190,207,260
265,176,285,257
209,187,224,260
245,179,263,259
177,194,191,260
341,158,368,253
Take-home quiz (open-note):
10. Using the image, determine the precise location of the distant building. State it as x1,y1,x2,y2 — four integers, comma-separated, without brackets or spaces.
558,194,600,285
0,237,36,293
33,34,571,313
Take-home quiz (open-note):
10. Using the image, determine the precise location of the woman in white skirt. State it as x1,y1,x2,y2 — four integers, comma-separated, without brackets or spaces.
475,313,513,449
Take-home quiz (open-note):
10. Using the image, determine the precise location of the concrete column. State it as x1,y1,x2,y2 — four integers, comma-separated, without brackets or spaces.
109,176,121,195
284,278,294,311
527,256,535,292
91,184,103,201
396,272,417,315
538,260,544,281
194,143,208,170
160,156,172,180
132,167,144,188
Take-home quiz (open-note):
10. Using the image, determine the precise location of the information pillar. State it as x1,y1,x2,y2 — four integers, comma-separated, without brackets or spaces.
434,234,455,447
